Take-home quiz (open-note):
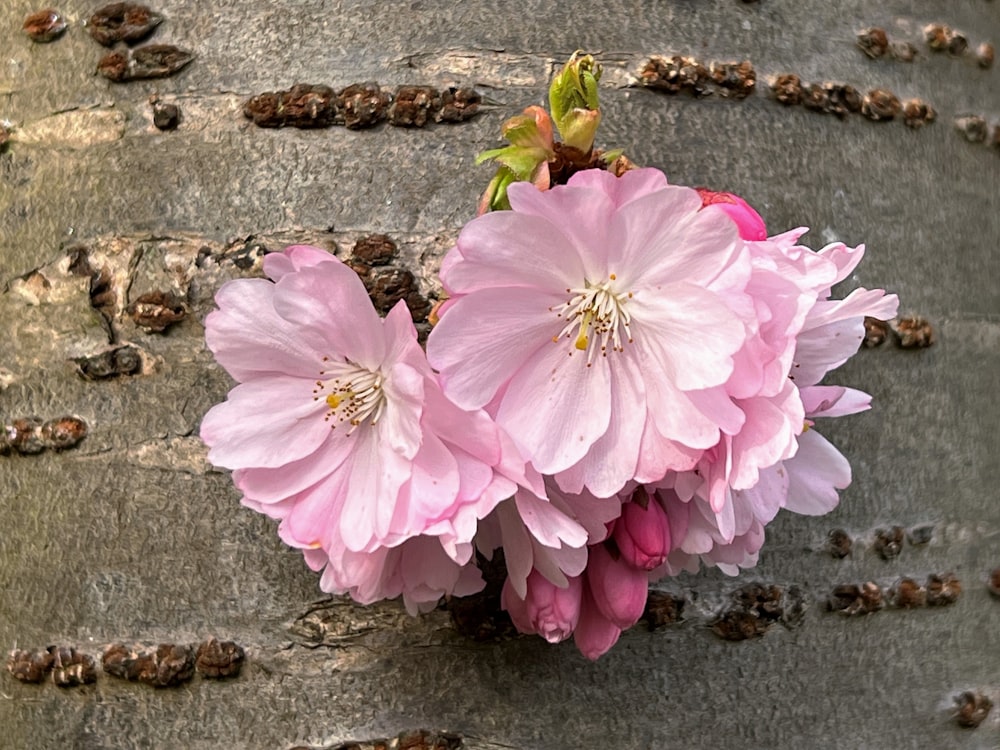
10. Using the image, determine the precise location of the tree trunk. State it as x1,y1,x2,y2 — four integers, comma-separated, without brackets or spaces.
2,1,998,747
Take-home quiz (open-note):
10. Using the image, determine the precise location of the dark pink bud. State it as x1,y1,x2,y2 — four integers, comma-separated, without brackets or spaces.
573,587,622,660
501,569,583,644
586,543,648,629
696,188,767,241
613,490,671,571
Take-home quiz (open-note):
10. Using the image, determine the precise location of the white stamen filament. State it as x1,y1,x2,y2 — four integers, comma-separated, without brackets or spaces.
550,276,633,364
312,358,387,432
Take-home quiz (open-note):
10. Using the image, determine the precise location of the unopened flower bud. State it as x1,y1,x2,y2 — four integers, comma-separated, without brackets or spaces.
573,588,622,660
501,569,583,643
696,188,767,241
549,51,602,153
613,490,671,571
586,542,649,629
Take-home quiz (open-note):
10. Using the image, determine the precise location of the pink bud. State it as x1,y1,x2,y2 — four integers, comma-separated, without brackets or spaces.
573,588,622,660
696,188,767,241
613,490,671,571
501,569,583,644
586,543,648,629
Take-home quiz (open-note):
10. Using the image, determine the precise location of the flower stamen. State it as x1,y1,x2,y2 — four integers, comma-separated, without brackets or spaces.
551,276,633,363
312,360,387,432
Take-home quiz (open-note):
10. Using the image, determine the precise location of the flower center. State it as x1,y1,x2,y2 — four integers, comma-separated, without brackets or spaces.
550,274,633,364
312,357,386,432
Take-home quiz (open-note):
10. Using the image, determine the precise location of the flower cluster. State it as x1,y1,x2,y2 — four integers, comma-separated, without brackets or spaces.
201,55,897,659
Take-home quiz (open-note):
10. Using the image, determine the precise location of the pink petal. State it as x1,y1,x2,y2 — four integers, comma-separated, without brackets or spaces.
394,430,460,537
546,482,623,543
631,284,743,390
514,491,588,549
338,430,413,551
263,244,339,280
282,465,351,547
634,413,702,483
687,387,746,437
420,383,503,467
381,301,428,373
729,381,803,490
658,489,690,551
506,181,615,280
641,368,723,451
552,354,645,498
272,259,386,371
802,386,872,418
380,361,425,458
205,279,326,382
235,429,355,503
443,211,585,293
609,187,737,288
496,338,612,475
497,500,533,598
568,167,669,207
735,463,789,525
200,376,329,469
426,286,562,410
531,539,587,585
782,429,851,515
817,242,865,287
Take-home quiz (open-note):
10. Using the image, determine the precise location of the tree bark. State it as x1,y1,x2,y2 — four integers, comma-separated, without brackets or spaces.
2,1,998,747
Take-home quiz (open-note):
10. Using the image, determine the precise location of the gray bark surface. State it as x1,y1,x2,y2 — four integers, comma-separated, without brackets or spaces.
1,1,999,748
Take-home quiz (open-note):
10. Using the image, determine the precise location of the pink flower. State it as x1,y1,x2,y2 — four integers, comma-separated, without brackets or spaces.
613,488,672,570
501,569,583,644
585,542,648,629
638,233,897,577
574,587,622,660
201,245,517,604
427,168,757,498
696,188,767,241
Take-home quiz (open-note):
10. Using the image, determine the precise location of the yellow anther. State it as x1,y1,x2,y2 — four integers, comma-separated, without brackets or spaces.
326,393,342,409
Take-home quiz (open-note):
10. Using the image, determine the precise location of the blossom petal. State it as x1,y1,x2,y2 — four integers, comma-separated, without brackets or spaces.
514,491,588,549
427,286,561,410
634,413,702,483
631,283,743,390
609,187,738,288
553,354,645,498
282,466,350,547
200,376,329,469
395,430,461,537
496,339,612,475
205,279,326,381
235,430,354,503
506,181,615,279
497,499,533,598
264,244,339,280
568,167,669,208
443,211,585,293
338,430,413,551
783,429,851,515
272,260,386,370
803,386,872,418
